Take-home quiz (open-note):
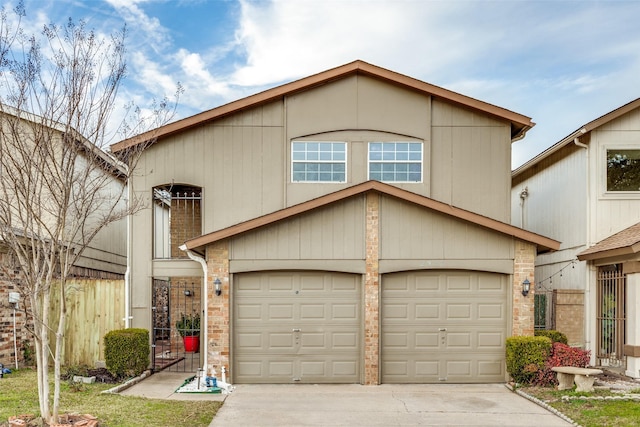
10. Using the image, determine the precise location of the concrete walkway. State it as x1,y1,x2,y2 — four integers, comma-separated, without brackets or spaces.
209,383,573,426
118,371,226,402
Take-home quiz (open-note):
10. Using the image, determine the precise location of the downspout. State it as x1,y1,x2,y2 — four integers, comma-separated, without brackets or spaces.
124,174,132,328
180,244,208,372
574,131,592,357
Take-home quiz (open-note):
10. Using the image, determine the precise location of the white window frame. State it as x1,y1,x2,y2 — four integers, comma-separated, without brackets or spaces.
368,141,423,183
602,145,640,197
291,141,347,183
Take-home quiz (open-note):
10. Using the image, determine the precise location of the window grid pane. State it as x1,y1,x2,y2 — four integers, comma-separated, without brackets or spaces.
292,141,347,182
368,142,422,182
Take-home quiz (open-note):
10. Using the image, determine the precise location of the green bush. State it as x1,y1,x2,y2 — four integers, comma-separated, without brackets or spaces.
104,328,149,379
506,336,552,384
534,330,568,344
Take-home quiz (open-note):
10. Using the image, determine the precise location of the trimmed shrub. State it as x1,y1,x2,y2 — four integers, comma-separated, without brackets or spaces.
534,342,591,386
506,336,552,384
534,330,568,345
104,328,149,379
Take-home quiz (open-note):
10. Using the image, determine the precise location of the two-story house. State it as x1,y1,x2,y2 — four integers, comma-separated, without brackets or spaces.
112,60,558,385
512,98,640,379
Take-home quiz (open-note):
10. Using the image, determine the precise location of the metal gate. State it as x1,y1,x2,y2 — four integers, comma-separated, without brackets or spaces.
152,278,201,372
596,264,626,368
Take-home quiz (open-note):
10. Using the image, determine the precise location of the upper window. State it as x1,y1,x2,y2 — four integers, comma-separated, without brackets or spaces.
153,184,202,259
369,142,422,182
606,149,640,191
292,141,346,182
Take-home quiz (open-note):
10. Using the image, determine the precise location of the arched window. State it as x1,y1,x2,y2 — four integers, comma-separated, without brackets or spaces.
153,184,202,259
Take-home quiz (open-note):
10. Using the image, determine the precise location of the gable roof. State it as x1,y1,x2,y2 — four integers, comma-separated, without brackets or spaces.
112,60,534,154
182,180,560,253
513,97,640,178
577,221,640,261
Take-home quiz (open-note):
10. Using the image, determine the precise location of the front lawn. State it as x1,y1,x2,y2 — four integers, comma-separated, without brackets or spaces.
0,368,222,427
523,386,640,427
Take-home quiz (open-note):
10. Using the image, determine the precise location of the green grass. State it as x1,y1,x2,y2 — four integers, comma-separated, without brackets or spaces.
0,368,222,427
524,386,640,427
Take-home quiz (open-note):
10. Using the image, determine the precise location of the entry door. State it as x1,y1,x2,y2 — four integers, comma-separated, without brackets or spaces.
233,271,361,384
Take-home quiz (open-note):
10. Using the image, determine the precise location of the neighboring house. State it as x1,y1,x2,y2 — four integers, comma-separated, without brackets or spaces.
112,60,559,385
0,108,127,367
512,98,640,379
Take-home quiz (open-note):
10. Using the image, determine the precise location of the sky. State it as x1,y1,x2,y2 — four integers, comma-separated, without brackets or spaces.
5,0,640,168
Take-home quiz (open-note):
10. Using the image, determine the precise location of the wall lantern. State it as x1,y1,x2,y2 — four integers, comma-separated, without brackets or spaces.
184,289,192,297
214,278,222,296
521,278,531,297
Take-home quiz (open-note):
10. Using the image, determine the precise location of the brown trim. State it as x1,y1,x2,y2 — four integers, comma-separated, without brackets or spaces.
112,60,533,153
183,181,560,252
578,243,640,261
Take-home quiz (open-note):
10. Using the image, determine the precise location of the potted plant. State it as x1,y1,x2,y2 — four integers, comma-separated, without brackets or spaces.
176,313,200,352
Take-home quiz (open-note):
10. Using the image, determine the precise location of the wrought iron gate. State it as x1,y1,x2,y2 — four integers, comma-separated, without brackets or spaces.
596,264,626,368
151,278,201,372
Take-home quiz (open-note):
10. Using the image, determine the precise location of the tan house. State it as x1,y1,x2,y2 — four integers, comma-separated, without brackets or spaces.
113,60,558,384
512,98,640,379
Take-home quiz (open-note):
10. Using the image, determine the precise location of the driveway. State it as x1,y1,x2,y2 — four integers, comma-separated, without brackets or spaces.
209,383,572,426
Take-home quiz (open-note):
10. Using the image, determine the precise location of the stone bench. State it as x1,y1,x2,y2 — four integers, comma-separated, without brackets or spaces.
551,366,603,392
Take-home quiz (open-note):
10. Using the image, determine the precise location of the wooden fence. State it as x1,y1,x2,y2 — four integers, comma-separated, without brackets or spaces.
49,279,125,367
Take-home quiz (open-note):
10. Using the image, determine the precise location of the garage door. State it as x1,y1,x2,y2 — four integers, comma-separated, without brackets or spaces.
381,271,507,383
233,271,361,384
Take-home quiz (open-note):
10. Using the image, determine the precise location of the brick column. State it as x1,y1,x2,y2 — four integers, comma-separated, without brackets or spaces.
206,240,230,378
364,192,380,385
513,241,535,336
552,290,584,347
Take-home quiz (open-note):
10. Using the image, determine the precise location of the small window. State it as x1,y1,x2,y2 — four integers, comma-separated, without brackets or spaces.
292,141,346,182
607,149,640,191
369,142,422,182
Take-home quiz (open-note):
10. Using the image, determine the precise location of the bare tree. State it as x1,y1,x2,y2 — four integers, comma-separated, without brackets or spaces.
0,3,178,423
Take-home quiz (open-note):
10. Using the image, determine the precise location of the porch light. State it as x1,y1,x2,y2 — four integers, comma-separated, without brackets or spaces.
521,278,531,297
214,278,222,296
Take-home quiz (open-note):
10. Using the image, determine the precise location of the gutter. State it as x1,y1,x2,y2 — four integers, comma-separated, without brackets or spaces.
180,244,208,373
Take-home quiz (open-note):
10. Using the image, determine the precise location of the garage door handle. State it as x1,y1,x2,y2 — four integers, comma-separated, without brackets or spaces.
292,328,301,332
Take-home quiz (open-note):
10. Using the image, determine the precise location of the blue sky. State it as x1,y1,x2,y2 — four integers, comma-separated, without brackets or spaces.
8,0,640,168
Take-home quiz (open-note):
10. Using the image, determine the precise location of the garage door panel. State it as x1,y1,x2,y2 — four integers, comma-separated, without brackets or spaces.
382,271,507,383
234,271,361,384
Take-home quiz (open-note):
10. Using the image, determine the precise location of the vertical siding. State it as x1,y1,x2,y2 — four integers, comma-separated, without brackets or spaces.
432,99,512,222
380,196,513,260
511,148,588,249
231,196,365,260
591,110,640,242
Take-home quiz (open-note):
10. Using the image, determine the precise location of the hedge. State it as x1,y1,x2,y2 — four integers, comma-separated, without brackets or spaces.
104,328,150,379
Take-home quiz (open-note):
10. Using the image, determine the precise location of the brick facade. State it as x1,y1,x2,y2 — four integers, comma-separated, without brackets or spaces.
512,240,536,336
205,240,230,377
364,193,380,385
552,289,584,347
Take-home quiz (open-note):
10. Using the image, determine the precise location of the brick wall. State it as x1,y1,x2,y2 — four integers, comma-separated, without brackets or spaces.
512,241,536,336
170,196,202,259
206,240,230,378
552,289,584,347
364,193,380,385
0,252,31,367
